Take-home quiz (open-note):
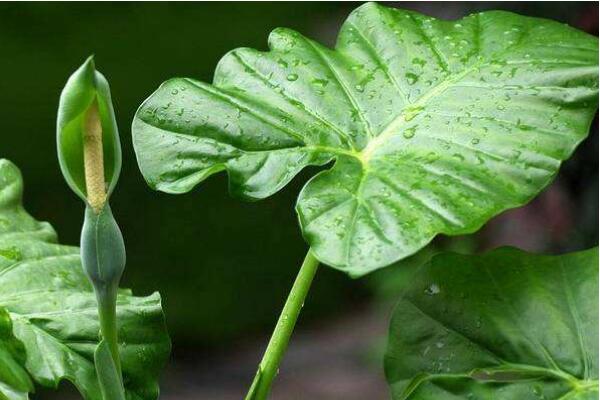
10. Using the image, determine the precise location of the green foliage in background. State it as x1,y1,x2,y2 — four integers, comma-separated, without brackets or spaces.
0,159,170,399
386,247,598,399
133,2,598,276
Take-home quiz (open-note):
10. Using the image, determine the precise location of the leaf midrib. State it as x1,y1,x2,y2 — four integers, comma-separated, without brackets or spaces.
391,362,598,400
402,296,583,386
359,60,492,163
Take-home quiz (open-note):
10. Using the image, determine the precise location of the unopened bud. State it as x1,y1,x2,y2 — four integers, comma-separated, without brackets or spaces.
57,56,121,210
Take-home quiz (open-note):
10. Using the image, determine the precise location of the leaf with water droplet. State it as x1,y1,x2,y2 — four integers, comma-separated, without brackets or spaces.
0,160,170,400
133,3,598,276
386,247,599,399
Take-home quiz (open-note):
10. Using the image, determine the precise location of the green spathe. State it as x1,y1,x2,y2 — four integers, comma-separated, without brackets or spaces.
132,2,599,277
385,247,599,399
57,56,121,202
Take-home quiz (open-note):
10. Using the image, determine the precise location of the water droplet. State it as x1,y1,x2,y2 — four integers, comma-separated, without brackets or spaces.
412,57,426,67
403,126,417,139
405,72,419,85
286,73,298,82
312,78,329,87
425,152,439,163
425,283,440,295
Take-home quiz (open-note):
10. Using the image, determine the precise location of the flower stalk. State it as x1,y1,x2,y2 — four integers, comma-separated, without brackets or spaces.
57,56,126,399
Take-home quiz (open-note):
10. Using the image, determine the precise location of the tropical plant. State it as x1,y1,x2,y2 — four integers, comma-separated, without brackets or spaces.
0,159,170,399
57,55,130,399
0,56,169,399
0,2,595,400
131,2,598,399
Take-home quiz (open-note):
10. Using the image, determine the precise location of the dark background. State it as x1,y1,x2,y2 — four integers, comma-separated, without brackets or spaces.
0,2,597,399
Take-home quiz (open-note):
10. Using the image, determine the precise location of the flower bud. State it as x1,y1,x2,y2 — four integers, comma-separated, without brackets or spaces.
80,204,126,289
57,56,121,211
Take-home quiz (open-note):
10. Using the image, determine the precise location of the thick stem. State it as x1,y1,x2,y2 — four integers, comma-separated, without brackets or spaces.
96,285,122,377
246,250,320,400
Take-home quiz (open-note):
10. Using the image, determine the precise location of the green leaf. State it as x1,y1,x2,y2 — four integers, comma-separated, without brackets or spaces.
0,308,33,400
385,247,599,399
132,2,598,276
0,159,170,400
57,56,121,202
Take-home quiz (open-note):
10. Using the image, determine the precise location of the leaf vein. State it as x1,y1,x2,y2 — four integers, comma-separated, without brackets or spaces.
300,36,376,140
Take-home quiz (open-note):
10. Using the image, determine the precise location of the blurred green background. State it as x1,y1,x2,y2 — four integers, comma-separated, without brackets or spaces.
0,2,597,399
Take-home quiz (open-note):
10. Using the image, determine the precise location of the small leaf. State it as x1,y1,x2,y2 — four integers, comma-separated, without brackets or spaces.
385,247,599,399
132,3,599,276
57,56,121,203
0,159,170,400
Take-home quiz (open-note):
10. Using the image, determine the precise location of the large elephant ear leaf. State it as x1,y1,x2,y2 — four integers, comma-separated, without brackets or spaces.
385,247,599,400
0,159,171,400
132,2,599,276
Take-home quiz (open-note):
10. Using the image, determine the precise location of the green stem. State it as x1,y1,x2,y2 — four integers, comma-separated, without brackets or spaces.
96,285,122,377
246,249,320,400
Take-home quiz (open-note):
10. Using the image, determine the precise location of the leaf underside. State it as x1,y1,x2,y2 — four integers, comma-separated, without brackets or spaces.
385,247,599,400
0,159,170,400
133,2,599,276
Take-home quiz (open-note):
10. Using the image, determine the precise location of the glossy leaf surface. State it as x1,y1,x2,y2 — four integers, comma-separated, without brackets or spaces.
385,247,599,399
0,160,170,399
133,2,598,276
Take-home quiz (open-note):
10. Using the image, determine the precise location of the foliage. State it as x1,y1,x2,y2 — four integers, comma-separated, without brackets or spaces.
133,2,598,276
0,159,170,399
385,247,599,399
